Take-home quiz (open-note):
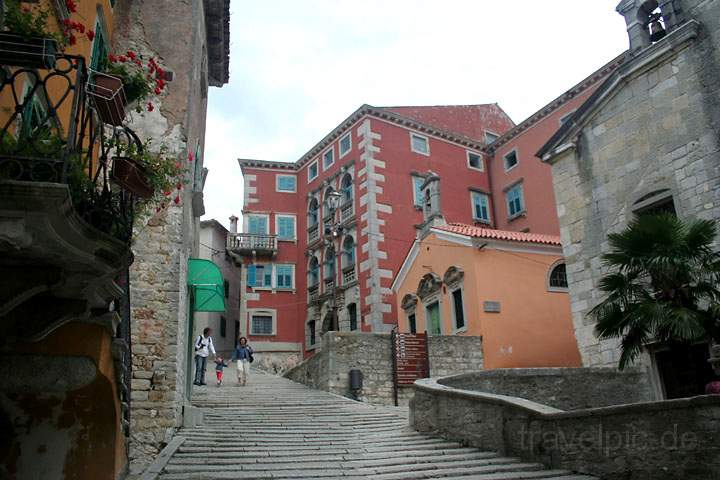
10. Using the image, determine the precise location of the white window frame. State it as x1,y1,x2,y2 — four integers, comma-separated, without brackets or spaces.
247,263,273,290
503,148,519,172
275,263,296,291
449,285,467,334
322,147,335,170
470,191,491,224
307,159,319,183
410,132,430,156
275,214,297,242
467,150,484,172
506,182,525,219
339,132,352,158
248,309,277,336
484,130,500,144
244,213,270,234
559,110,576,126
412,175,425,207
275,174,297,193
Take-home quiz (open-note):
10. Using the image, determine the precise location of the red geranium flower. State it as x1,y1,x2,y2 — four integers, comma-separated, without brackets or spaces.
154,86,162,95
177,182,183,190
147,102,154,112
69,35,77,45
188,152,194,162
118,55,127,63
66,0,77,13
108,54,117,63
127,51,137,60
86,30,95,41
174,196,181,205
62,19,72,27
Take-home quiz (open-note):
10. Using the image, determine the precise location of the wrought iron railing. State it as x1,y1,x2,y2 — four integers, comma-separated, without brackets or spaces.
308,283,319,301
340,200,354,223
343,265,356,284
226,232,278,253
0,54,137,242
308,224,320,243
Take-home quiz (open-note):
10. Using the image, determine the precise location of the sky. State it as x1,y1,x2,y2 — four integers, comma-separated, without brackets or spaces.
203,1,630,229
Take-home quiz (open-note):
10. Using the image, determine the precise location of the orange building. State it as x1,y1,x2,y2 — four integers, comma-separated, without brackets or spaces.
392,222,581,370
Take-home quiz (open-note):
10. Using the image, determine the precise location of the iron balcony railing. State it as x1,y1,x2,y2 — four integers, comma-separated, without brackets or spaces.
226,232,278,255
308,224,320,243
340,200,354,223
343,265,356,284
308,283,319,301
0,53,137,242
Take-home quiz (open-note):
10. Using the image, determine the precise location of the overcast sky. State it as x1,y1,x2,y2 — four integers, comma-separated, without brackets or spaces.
203,1,629,229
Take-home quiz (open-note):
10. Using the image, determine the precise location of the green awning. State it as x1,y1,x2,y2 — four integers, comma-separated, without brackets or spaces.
187,258,226,312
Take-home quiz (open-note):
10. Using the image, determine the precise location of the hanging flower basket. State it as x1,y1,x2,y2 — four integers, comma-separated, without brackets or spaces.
0,32,57,69
111,156,154,198
88,73,127,126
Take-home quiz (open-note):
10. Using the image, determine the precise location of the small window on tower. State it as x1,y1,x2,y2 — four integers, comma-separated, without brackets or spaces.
467,151,483,171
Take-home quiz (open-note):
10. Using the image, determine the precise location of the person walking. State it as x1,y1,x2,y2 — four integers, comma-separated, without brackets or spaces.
193,327,216,386
231,336,253,386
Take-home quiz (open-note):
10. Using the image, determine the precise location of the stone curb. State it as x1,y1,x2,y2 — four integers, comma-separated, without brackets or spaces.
139,435,186,480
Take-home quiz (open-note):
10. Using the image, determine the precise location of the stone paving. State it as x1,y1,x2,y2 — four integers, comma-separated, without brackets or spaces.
157,367,597,479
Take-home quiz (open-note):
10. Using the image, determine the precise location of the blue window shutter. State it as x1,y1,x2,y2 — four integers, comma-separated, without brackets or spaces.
247,265,256,287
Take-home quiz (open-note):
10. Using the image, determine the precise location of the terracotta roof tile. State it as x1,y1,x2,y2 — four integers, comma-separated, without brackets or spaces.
434,223,561,246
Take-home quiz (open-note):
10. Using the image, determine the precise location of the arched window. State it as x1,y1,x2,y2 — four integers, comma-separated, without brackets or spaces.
549,263,568,289
341,173,353,203
308,256,319,286
308,197,319,227
324,246,336,281
342,235,355,268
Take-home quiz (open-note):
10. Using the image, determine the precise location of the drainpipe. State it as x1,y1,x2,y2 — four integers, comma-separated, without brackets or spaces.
485,150,498,229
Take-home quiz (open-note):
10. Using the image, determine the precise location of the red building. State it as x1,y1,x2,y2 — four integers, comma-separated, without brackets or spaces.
230,57,623,365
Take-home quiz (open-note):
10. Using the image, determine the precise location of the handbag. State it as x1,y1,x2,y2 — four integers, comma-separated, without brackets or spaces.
249,352,254,363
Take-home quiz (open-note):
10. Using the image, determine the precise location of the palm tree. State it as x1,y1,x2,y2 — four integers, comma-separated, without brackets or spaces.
589,214,720,370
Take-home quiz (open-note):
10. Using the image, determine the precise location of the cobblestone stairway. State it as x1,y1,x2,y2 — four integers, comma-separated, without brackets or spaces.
158,369,596,479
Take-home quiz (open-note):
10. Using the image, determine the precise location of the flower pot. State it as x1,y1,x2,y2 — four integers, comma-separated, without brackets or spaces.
89,74,127,126
111,156,154,198
0,33,57,69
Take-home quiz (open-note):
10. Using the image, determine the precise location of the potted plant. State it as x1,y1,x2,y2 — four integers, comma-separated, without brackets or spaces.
89,51,168,126
0,0,93,69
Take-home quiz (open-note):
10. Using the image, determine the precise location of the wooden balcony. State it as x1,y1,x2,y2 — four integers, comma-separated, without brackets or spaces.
226,233,278,256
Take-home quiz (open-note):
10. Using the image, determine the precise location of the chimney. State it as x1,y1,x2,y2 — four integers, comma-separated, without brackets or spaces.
229,215,238,233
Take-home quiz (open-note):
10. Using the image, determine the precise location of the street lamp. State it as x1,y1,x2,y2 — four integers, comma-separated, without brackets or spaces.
324,190,344,331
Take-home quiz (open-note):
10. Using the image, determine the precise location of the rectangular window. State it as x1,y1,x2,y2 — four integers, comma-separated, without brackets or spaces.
308,160,319,182
426,301,441,335
503,150,519,171
339,133,352,157
276,174,297,193
506,183,525,218
410,133,429,155
467,151,483,171
323,148,334,169
484,131,499,144
276,264,294,290
246,215,268,234
309,321,316,346
408,313,417,334
412,176,424,207
276,215,296,241
220,316,227,337
471,191,491,223
247,264,272,288
452,289,465,330
348,303,357,331
251,315,274,335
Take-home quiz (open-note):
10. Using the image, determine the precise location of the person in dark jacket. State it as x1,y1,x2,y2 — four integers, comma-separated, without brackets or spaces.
231,336,253,385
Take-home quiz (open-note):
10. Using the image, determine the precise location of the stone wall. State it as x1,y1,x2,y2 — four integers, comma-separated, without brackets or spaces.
548,2,720,371
284,331,483,405
440,367,656,410
411,372,720,479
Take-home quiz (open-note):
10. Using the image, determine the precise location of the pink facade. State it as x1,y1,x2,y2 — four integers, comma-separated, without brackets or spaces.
233,59,621,359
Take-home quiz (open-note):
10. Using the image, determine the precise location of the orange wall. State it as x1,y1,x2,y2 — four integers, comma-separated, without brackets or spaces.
395,233,581,370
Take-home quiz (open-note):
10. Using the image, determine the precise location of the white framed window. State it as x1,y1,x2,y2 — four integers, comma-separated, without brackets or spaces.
467,151,483,171
410,132,430,155
471,191,491,223
559,110,576,126
247,264,272,288
484,131,499,144
412,176,425,207
308,160,319,182
339,133,352,158
450,286,466,333
506,183,525,219
276,174,297,193
503,149,519,172
276,214,296,241
275,264,295,290
245,214,269,234
322,147,335,170
249,309,276,336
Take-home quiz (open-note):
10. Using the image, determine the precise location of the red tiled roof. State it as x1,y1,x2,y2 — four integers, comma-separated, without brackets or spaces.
434,223,562,246
381,104,515,142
